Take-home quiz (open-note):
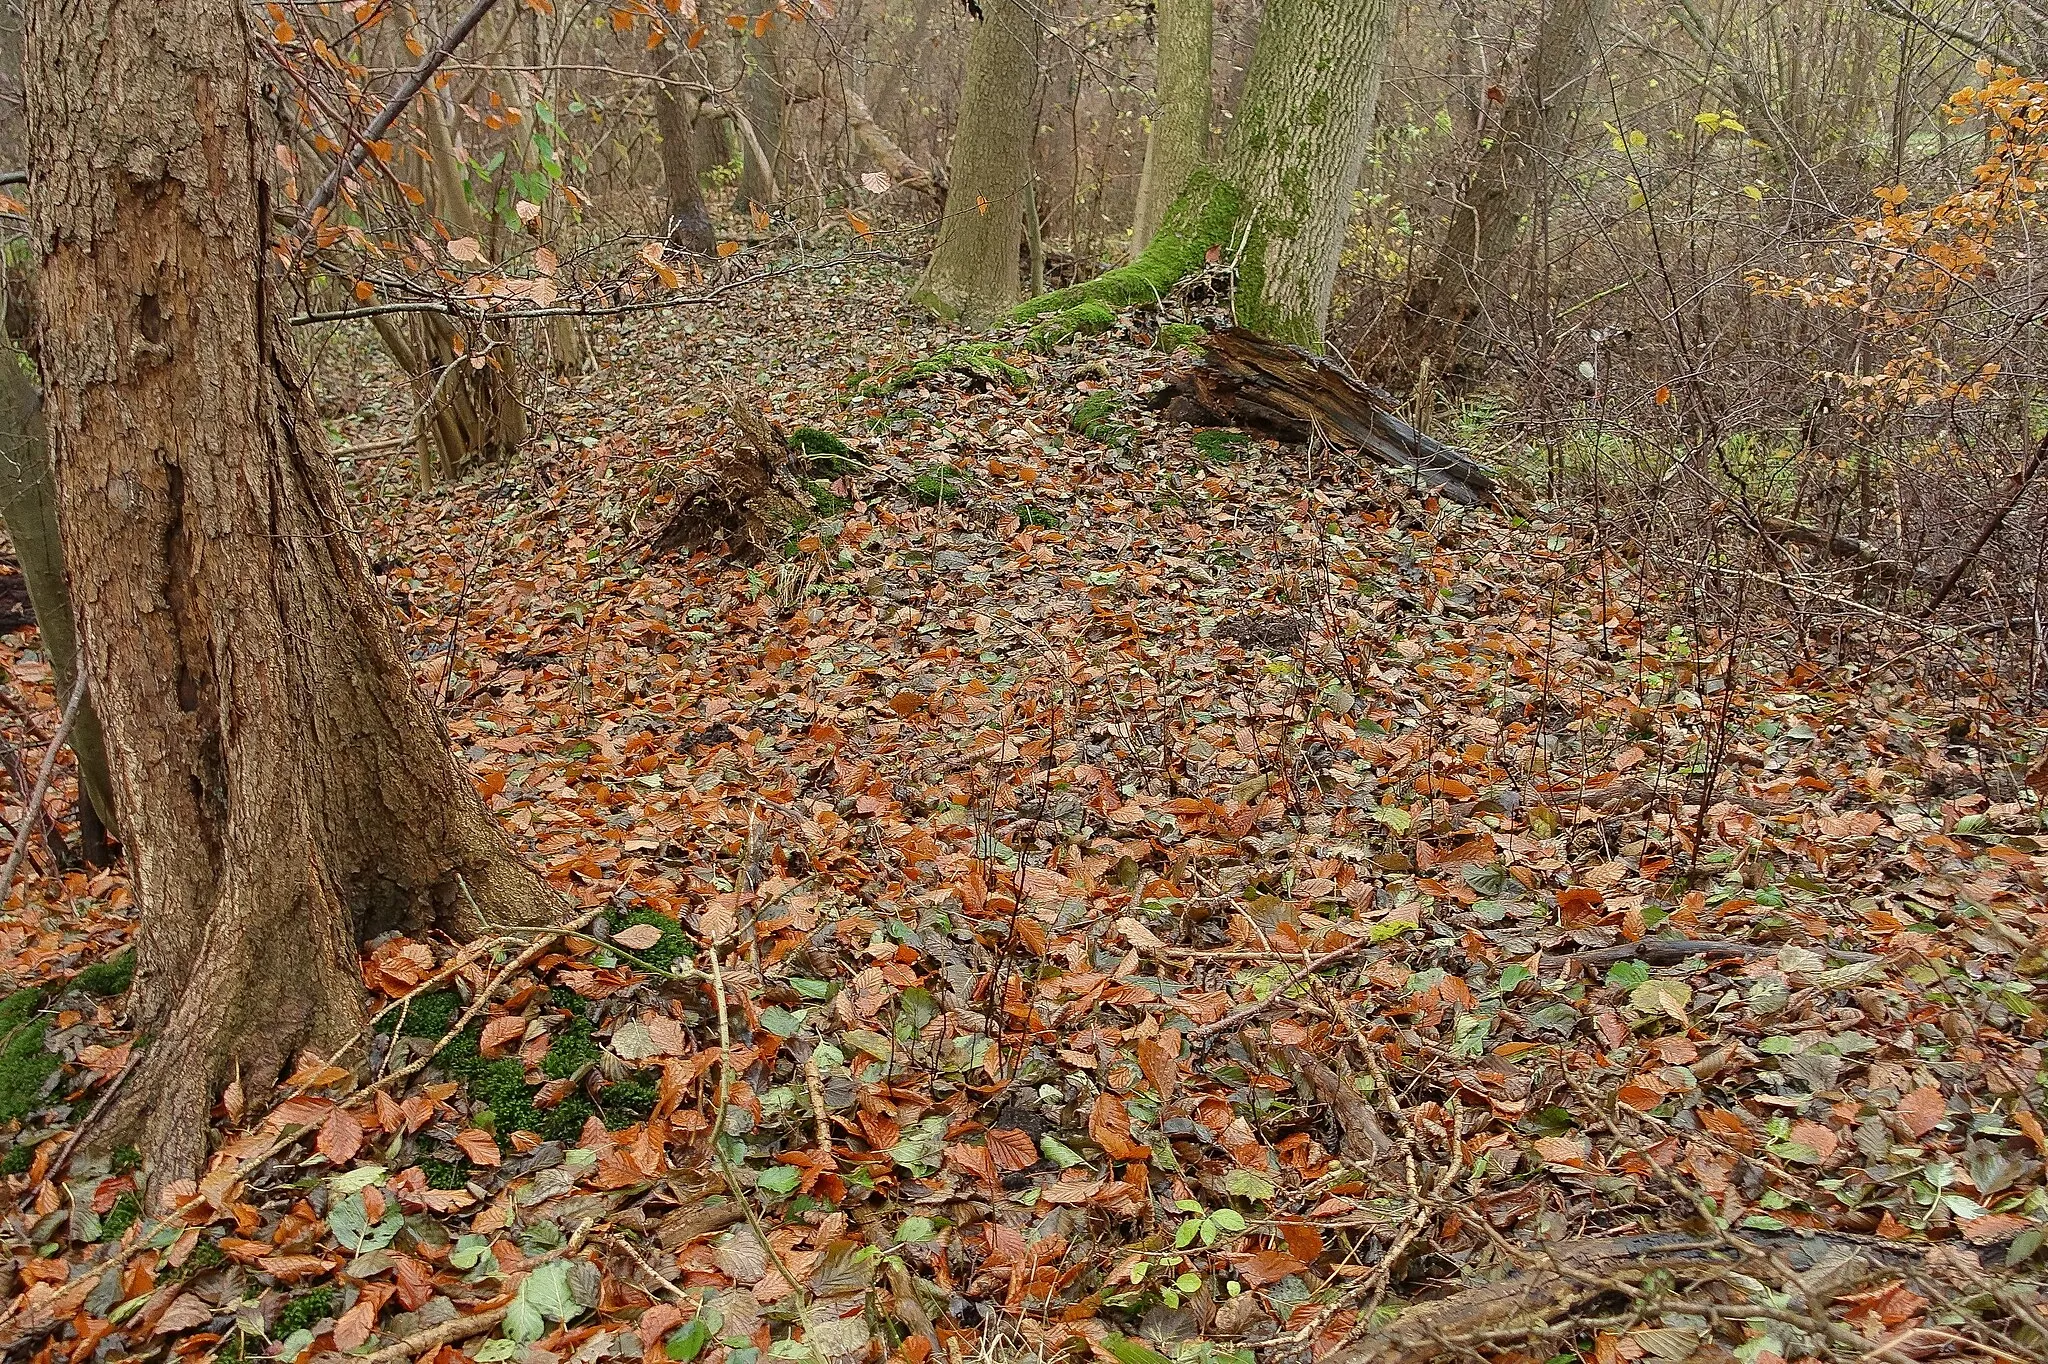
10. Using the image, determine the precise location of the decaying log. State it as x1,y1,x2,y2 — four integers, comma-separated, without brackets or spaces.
1159,328,1498,505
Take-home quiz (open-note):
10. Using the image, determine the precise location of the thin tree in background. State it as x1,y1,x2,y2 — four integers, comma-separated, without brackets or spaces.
23,0,559,1187
1402,0,1611,377
912,0,1042,324
1131,0,1212,256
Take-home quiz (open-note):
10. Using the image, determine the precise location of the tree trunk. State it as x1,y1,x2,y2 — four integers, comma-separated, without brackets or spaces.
730,26,785,213
652,40,716,254
1131,0,1212,256
24,0,559,1189
911,0,1041,325
1402,0,1608,377
1014,0,1390,352
0,340,118,847
1216,0,1393,348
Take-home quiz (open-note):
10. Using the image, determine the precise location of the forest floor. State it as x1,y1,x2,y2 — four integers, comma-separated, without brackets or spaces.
3,259,2048,1364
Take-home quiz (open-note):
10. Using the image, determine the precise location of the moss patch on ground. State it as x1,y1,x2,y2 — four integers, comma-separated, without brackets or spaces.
1191,429,1255,463
789,427,866,477
275,1287,337,1335
1156,323,1206,353
0,989,56,1127
1071,392,1135,447
911,464,972,506
73,950,133,998
381,986,656,1144
1016,504,1064,530
861,345,1030,396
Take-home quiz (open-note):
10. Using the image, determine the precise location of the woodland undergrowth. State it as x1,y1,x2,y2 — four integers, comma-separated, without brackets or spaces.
0,260,2045,1364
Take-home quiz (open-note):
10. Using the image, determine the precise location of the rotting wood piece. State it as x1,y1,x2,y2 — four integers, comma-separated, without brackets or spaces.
641,403,806,562
1318,1231,1915,1364
1158,328,1498,505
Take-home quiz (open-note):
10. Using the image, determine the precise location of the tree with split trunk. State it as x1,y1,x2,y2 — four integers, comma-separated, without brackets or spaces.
23,0,560,1189
1399,0,1610,378
1017,0,1393,351
1130,0,1212,256
911,0,1042,325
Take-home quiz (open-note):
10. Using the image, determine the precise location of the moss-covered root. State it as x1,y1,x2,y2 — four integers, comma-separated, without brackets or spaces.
861,344,1031,397
1012,170,1244,337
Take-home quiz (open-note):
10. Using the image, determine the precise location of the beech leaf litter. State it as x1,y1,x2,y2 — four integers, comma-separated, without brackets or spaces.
3,264,2047,1364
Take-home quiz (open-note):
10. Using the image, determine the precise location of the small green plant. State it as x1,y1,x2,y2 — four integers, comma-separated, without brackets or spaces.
1172,1197,1247,1249
911,464,970,506
1016,504,1063,530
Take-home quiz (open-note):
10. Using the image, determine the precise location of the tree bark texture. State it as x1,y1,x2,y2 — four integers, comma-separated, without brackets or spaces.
1217,0,1393,349
23,0,558,1187
1132,0,1213,255
730,26,786,212
652,39,716,254
1403,0,1608,375
0,342,118,841
912,0,1041,325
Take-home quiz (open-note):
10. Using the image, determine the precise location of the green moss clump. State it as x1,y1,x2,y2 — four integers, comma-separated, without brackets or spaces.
73,951,133,999
1191,429,1254,463
613,910,694,974
386,988,463,1041
1,1144,33,1175
1071,393,1134,447
1156,323,1206,353
112,1143,141,1173
1013,171,1244,325
385,986,658,1140
790,427,865,477
99,1190,141,1239
862,345,1030,396
1016,504,1063,530
801,480,851,517
0,990,56,1126
275,1287,337,1335
598,1079,660,1124
911,465,971,507
417,1157,469,1190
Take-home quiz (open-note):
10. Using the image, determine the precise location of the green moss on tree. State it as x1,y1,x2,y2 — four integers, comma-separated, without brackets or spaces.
1013,171,1245,332
0,989,56,1126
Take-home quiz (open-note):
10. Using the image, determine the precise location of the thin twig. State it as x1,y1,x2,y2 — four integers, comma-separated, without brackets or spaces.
0,670,87,908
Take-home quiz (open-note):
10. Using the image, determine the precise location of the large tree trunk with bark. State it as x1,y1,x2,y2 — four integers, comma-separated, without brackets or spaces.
911,0,1041,325
730,25,786,213
23,0,558,1190
1216,0,1392,347
652,39,716,254
1401,0,1609,378
1014,0,1391,351
1131,0,1212,256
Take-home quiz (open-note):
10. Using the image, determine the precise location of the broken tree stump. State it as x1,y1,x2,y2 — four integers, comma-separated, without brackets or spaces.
1159,328,1498,506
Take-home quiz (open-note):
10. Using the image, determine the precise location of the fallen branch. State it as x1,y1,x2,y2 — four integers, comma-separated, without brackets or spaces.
1158,329,1498,506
